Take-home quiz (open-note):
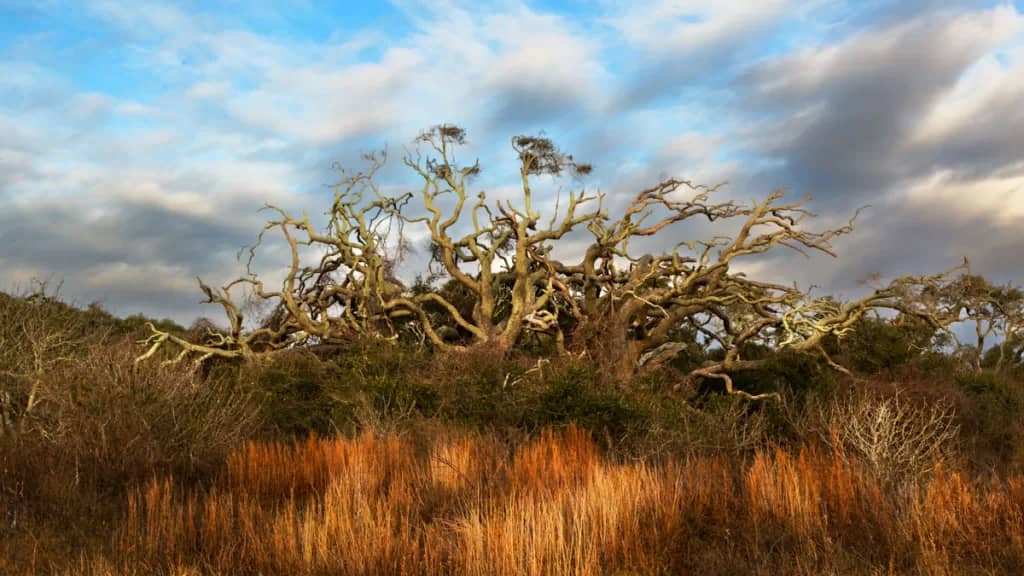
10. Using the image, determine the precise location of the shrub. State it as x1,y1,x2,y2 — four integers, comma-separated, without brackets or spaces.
955,371,1002,395
419,348,529,428
723,350,835,402
249,351,351,436
842,317,938,373
339,342,438,428
1,288,187,434
248,342,439,436
954,371,1024,473
526,363,644,441
625,386,771,458
1,342,259,526
47,343,259,481
821,389,959,484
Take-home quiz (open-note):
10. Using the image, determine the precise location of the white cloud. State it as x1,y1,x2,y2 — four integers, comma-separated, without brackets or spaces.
480,9,607,110
186,81,230,100
82,262,199,295
113,99,158,116
658,132,720,163
225,47,424,143
750,5,1023,102
607,0,789,56
900,169,1024,227
912,51,1024,147
85,0,611,144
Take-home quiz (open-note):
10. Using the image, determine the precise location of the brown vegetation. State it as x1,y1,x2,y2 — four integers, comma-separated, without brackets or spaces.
3,286,1024,574
24,427,1024,576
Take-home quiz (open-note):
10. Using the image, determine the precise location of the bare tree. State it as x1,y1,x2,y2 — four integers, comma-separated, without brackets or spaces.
548,182,966,392
822,389,959,484
137,126,970,398
0,284,96,435
140,126,601,361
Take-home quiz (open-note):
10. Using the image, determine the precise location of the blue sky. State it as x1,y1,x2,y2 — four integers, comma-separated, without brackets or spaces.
2,0,1024,323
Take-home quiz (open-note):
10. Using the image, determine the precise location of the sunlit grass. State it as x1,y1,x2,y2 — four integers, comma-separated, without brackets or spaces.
60,425,1018,575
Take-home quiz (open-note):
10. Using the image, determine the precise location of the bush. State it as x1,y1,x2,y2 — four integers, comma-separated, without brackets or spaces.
954,371,1024,472
47,344,258,480
418,348,529,429
248,342,440,436
526,363,644,441
644,393,771,457
340,342,438,428
820,389,959,484
0,288,187,434
955,371,1003,395
249,351,351,436
1,342,259,524
722,350,834,402
842,317,938,373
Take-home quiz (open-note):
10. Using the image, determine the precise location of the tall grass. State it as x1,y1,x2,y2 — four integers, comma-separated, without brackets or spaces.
48,425,1021,576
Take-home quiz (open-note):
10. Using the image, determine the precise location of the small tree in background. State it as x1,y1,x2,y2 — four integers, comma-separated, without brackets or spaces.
935,274,1024,373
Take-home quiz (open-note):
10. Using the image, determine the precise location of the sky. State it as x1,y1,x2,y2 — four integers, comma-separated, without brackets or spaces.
1,0,1024,324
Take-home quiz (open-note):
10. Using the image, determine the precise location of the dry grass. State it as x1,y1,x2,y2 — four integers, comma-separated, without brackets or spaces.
18,425,1018,576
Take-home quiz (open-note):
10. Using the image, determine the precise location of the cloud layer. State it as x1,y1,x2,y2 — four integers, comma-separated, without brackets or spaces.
1,0,1023,322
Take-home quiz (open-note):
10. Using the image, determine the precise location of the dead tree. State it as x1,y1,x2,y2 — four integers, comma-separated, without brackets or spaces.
139,126,601,361
138,125,971,398
0,285,95,435
549,182,967,394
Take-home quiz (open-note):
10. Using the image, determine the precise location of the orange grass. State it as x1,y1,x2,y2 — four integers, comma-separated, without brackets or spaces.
56,425,1024,575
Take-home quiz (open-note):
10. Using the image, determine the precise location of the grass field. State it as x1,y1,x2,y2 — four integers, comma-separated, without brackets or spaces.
4,292,1024,574
5,426,1014,575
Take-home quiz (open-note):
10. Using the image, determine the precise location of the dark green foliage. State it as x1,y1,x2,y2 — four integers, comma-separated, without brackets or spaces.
955,371,1003,396
632,388,770,457
905,351,965,379
251,352,349,436
665,338,707,374
842,317,938,373
406,348,522,428
526,364,644,440
350,344,439,425
251,342,440,435
720,349,834,400
954,371,1024,471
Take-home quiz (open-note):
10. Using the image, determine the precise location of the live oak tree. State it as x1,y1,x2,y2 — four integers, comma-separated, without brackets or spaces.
935,273,1024,373
138,125,968,398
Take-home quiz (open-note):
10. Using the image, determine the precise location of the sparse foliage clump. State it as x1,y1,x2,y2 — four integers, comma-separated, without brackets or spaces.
0,285,183,435
822,390,959,484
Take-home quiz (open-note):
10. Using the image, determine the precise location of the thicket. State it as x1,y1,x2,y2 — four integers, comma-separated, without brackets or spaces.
3,285,1024,574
